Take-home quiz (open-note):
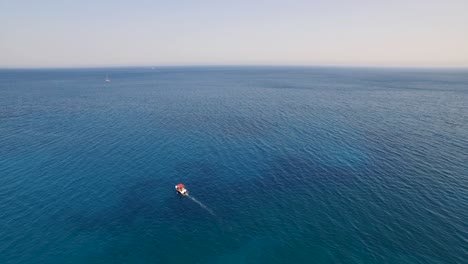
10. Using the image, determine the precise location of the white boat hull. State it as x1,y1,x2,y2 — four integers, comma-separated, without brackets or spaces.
175,185,189,196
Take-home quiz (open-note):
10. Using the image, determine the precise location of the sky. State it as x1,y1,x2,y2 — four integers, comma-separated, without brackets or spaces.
1,0,467,68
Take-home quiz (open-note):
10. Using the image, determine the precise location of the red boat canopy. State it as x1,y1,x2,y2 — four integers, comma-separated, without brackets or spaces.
176,183,185,188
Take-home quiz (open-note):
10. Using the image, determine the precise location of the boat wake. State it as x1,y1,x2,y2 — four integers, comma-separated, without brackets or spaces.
187,195,216,216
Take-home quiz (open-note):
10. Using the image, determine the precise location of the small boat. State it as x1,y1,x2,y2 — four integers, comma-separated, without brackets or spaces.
105,75,111,82
175,183,188,196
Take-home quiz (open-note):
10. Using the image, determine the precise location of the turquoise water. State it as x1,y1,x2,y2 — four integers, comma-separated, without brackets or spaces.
0,67,467,263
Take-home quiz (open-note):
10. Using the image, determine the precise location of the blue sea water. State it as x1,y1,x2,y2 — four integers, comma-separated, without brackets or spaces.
0,66,467,263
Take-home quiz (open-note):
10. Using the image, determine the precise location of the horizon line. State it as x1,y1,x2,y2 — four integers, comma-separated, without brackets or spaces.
1,64,468,71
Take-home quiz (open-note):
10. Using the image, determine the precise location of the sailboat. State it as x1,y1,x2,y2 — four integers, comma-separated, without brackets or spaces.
105,75,111,82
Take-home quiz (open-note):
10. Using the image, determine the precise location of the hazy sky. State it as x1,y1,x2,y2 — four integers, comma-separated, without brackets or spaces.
1,0,467,68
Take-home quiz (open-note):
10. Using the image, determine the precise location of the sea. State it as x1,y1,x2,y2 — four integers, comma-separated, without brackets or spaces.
0,66,467,263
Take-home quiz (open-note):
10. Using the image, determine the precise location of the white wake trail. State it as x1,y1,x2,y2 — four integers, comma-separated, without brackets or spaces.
187,195,216,216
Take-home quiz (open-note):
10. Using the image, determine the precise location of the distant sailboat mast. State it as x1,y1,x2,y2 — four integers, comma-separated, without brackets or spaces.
105,74,111,82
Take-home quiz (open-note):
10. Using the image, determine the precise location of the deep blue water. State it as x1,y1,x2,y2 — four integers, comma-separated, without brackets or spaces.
0,67,467,263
